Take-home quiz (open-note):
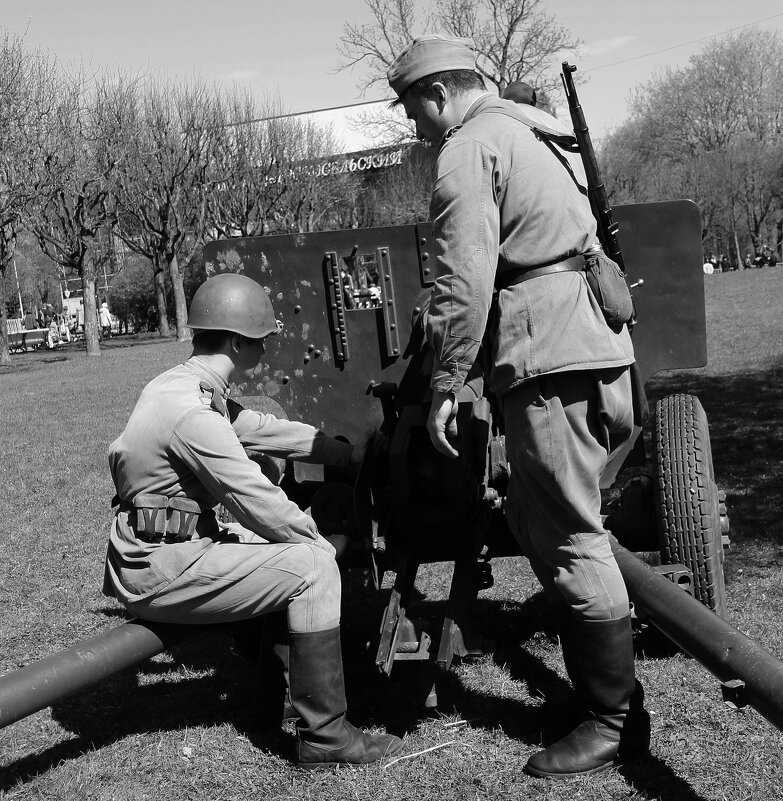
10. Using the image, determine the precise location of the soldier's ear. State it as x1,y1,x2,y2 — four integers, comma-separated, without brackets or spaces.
229,332,243,355
431,81,448,108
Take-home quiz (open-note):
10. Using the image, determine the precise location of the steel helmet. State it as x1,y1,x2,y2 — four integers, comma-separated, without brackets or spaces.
188,273,278,338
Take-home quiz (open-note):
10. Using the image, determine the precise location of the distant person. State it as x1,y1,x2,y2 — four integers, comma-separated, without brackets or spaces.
99,301,112,338
501,80,537,106
58,314,71,342
23,310,36,330
47,318,59,349
340,268,356,309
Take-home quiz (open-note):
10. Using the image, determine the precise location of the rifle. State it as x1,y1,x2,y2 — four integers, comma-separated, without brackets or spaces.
561,61,625,271
562,61,647,421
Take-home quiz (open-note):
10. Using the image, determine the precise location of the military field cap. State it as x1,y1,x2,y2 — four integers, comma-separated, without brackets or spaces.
501,81,537,106
387,35,476,97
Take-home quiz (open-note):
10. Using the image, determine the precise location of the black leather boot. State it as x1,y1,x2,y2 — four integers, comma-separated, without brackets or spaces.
525,614,650,778
233,612,297,728
257,612,297,727
538,607,588,738
288,627,402,768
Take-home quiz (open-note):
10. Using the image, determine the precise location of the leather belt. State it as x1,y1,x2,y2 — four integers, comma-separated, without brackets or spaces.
497,254,586,289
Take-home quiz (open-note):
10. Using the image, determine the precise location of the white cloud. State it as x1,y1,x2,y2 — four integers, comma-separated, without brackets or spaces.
582,36,637,58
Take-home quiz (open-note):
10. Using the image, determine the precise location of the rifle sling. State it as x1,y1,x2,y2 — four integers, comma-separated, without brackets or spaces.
481,107,588,196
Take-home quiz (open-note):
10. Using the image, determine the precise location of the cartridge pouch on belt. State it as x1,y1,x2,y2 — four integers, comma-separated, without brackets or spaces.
130,494,203,543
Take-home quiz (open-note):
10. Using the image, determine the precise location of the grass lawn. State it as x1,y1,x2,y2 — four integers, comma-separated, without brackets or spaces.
1,268,782,800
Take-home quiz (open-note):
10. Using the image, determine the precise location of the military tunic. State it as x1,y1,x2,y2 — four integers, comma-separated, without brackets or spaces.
104,356,350,629
426,94,635,620
426,94,634,397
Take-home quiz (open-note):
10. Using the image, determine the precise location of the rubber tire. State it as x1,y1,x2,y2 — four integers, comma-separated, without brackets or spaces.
652,394,727,618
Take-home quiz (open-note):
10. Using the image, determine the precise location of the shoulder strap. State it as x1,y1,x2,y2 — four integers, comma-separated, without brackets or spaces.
479,105,576,144
480,106,586,195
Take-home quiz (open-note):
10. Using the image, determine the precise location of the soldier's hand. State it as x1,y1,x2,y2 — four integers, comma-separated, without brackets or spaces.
427,390,459,458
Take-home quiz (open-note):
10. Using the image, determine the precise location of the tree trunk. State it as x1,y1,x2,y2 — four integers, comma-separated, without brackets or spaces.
168,253,191,342
154,267,170,338
0,265,10,367
81,264,101,357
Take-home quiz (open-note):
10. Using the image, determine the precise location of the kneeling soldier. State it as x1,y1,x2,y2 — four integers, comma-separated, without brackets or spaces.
103,272,402,768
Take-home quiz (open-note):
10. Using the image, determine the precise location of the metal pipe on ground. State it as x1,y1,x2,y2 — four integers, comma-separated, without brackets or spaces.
611,536,783,733
0,620,207,729
3,545,783,734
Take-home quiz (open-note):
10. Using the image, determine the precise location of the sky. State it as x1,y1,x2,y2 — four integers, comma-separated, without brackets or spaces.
3,0,783,151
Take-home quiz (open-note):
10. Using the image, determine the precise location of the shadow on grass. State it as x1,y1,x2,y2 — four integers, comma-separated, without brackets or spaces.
2,590,712,801
0,630,294,791
646,366,783,550
0,591,556,789
6,367,778,795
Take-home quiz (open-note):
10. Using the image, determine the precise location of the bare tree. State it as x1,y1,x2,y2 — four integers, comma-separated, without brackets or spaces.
338,0,580,97
115,80,221,340
28,69,132,357
270,118,362,234
0,33,56,366
338,0,580,144
208,91,298,239
350,144,434,227
337,0,425,96
435,0,581,96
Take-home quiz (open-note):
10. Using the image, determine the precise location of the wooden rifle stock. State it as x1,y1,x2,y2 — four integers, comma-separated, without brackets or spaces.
561,61,625,270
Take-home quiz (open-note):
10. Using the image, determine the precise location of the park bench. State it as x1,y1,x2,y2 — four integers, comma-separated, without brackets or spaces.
7,318,49,352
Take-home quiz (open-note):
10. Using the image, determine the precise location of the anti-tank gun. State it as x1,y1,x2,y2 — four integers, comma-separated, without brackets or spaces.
2,64,782,737
200,204,720,671
198,63,777,721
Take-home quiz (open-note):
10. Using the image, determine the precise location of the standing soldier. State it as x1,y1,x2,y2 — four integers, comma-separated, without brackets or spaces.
103,273,401,768
387,36,649,779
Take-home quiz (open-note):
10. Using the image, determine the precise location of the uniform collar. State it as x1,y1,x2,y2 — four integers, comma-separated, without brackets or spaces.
462,92,496,124
437,92,495,150
185,356,230,396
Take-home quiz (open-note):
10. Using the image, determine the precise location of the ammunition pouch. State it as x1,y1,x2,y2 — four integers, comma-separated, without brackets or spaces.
126,494,203,543
583,251,635,330
496,249,634,332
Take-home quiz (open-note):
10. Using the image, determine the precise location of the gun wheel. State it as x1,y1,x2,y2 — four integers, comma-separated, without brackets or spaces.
652,393,727,618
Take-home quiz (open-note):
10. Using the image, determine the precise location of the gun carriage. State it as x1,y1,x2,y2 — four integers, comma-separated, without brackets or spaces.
1,64,780,737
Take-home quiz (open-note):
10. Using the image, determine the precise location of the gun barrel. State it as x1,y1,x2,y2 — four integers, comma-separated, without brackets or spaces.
0,620,206,729
611,537,783,732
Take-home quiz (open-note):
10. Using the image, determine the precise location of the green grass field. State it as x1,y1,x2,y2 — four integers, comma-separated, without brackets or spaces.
1,268,782,800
